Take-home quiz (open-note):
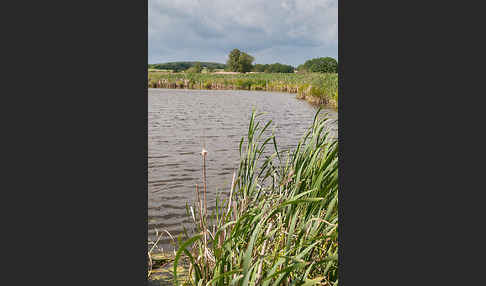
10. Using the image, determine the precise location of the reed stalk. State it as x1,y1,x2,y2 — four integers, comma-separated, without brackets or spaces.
173,109,338,286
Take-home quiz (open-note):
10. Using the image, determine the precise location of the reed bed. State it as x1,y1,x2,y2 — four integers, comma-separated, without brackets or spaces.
173,110,339,286
148,72,338,108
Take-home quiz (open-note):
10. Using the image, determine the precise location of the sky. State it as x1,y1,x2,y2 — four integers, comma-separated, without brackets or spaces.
148,0,337,67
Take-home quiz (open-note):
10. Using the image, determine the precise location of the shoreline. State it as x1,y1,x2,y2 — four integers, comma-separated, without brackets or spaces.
148,86,338,109
148,72,338,109
148,251,189,285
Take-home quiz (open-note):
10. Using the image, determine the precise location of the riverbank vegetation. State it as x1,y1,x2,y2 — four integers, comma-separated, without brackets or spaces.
148,72,338,108
162,111,338,285
148,49,338,108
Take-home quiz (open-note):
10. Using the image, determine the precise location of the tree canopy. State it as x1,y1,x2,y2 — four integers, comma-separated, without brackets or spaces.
226,49,255,73
298,57,338,73
186,62,202,73
253,63,294,73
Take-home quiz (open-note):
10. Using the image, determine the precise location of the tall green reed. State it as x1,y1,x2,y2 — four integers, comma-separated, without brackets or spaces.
175,110,338,286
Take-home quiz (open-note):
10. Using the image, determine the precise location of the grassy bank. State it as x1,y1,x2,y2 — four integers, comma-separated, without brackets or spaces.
148,72,338,108
160,110,339,285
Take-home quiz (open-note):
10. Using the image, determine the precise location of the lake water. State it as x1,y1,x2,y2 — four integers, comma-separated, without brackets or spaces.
148,88,338,249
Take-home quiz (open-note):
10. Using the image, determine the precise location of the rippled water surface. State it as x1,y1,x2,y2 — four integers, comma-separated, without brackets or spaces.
148,88,337,248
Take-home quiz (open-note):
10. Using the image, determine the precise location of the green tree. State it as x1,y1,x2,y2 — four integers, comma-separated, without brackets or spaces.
227,49,241,71
253,63,294,73
226,49,254,73
187,62,202,73
312,57,337,73
253,64,266,72
300,57,338,73
296,64,306,72
266,63,294,73
238,53,254,73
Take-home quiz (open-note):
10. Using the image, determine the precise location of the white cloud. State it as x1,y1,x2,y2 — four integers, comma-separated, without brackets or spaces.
148,0,338,66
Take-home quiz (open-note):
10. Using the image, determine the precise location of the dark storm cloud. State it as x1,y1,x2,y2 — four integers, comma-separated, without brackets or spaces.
148,0,338,66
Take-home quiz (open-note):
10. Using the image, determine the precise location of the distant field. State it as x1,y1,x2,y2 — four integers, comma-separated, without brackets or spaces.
148,72,338,107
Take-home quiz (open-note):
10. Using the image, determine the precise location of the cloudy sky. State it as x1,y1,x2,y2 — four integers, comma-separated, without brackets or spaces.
148,0,337,67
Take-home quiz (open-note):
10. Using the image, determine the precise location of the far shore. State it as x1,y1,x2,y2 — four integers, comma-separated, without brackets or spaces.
148,72,338,109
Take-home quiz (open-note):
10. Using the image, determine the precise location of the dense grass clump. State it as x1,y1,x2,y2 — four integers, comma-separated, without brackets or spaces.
174,110,338,286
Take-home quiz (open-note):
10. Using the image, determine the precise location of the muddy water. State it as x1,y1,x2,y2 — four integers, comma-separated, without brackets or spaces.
148,88,337,249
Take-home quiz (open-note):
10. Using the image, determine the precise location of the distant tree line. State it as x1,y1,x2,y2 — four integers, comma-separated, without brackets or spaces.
225,49,337,73
297,57,338,73
148,51,338,74
225,49,294,73
253,63,294,73
148,62,226,72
